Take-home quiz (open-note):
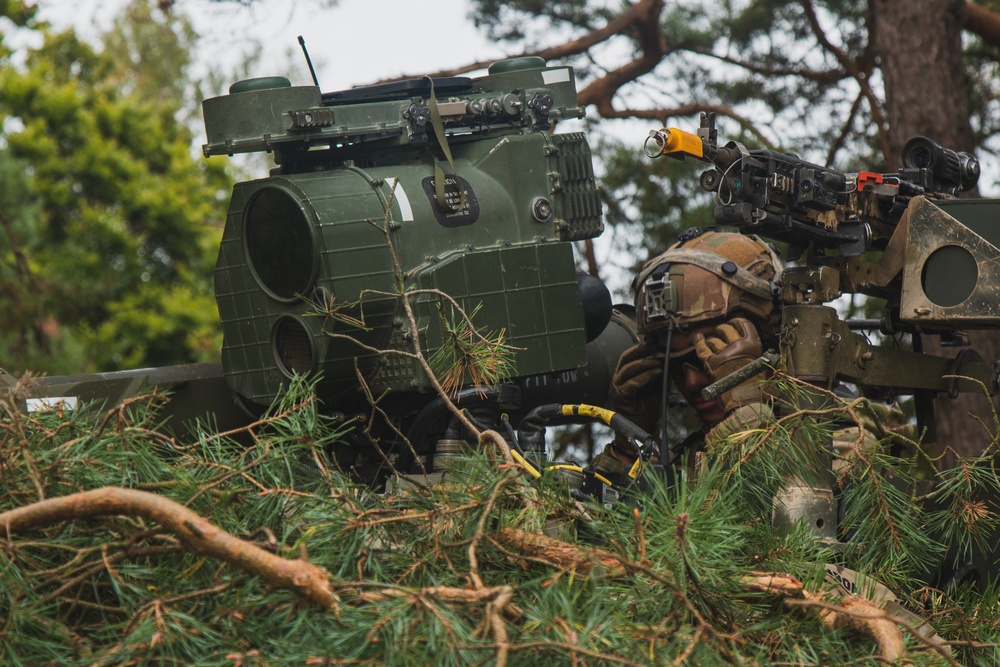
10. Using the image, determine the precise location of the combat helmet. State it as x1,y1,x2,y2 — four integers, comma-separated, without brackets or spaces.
635,228,783,346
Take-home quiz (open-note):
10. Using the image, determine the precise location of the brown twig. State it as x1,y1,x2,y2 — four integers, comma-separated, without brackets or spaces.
367,182,522,473
634,507,647,562
494,526,627,575
352,361,428,480
468,472,514,590
376,0,658,83
459,640,648,667
184,441,273,507
348,501,481,531
38,544,183,603
0,487,338,609
799,0,890,160
743,570,957,666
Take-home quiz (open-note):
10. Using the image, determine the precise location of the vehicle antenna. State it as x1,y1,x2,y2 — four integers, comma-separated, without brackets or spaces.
297,36,320,87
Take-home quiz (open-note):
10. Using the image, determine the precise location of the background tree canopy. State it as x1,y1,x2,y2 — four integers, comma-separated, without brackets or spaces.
0,0,231,375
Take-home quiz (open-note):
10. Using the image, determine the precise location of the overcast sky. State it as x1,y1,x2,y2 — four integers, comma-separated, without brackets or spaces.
36,0,509,92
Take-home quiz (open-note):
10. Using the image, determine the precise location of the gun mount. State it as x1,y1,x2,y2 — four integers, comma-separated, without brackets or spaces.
646,112,1000,436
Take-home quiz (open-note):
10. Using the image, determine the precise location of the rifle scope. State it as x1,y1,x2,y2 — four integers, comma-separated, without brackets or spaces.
900,136,980,194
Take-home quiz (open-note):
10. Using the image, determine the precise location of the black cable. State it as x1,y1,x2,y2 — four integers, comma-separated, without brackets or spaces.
499,413,527,459
660,321,674,464
658,321,676,489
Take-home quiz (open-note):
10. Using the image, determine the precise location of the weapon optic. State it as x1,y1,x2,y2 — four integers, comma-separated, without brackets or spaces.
645,112,981,261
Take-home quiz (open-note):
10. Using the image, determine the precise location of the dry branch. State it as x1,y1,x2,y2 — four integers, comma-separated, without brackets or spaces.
495,526,627,574
742,571,925,665
0,486,337,609
966,1,1000,47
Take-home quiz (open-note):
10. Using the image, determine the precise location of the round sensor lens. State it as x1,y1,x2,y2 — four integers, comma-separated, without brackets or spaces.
274,317,314,376
245,187,315,300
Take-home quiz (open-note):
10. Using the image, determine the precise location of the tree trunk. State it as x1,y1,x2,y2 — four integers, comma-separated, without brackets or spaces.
872,0,974,160
872,0,998,461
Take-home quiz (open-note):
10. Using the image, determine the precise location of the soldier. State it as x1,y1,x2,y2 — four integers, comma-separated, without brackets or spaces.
591,227,913,486
591,228,784,479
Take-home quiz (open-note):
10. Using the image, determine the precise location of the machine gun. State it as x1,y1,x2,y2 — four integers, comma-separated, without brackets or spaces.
646,112,981,259
645,112,1000,442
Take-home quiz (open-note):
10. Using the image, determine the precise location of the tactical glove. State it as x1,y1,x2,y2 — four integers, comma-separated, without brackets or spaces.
692,317,765,413
607,340,665,435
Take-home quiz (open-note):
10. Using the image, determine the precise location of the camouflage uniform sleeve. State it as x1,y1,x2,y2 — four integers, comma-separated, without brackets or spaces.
705,401,776,450
831,397,915,474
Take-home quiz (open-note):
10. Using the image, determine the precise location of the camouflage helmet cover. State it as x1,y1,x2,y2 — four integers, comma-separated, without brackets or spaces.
635,229,782,340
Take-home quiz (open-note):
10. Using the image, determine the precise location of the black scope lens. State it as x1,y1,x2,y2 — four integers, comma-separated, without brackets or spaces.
901,136,942,171
901,136,980,192
912,146,932,169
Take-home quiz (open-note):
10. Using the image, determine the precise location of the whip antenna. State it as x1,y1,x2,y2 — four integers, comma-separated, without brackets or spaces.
297,36,320,87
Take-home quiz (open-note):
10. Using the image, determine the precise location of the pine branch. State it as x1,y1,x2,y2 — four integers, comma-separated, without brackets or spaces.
366,182,517,465
965,1,1000,48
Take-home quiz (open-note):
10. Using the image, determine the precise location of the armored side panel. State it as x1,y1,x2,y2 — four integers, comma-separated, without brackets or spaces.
214,119,602,406
899,197,1000,328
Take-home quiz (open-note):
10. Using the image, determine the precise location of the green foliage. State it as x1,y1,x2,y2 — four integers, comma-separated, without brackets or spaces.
0,0,231,375
927,460,1000,569
428,302,516,397
839,450,945,591
99,0,200,113
4,377,1000,664
0,0,35,43
470,0,606,44
0,149,87,373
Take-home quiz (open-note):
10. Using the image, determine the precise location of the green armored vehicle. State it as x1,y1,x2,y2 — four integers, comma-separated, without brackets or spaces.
10,57,636,483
